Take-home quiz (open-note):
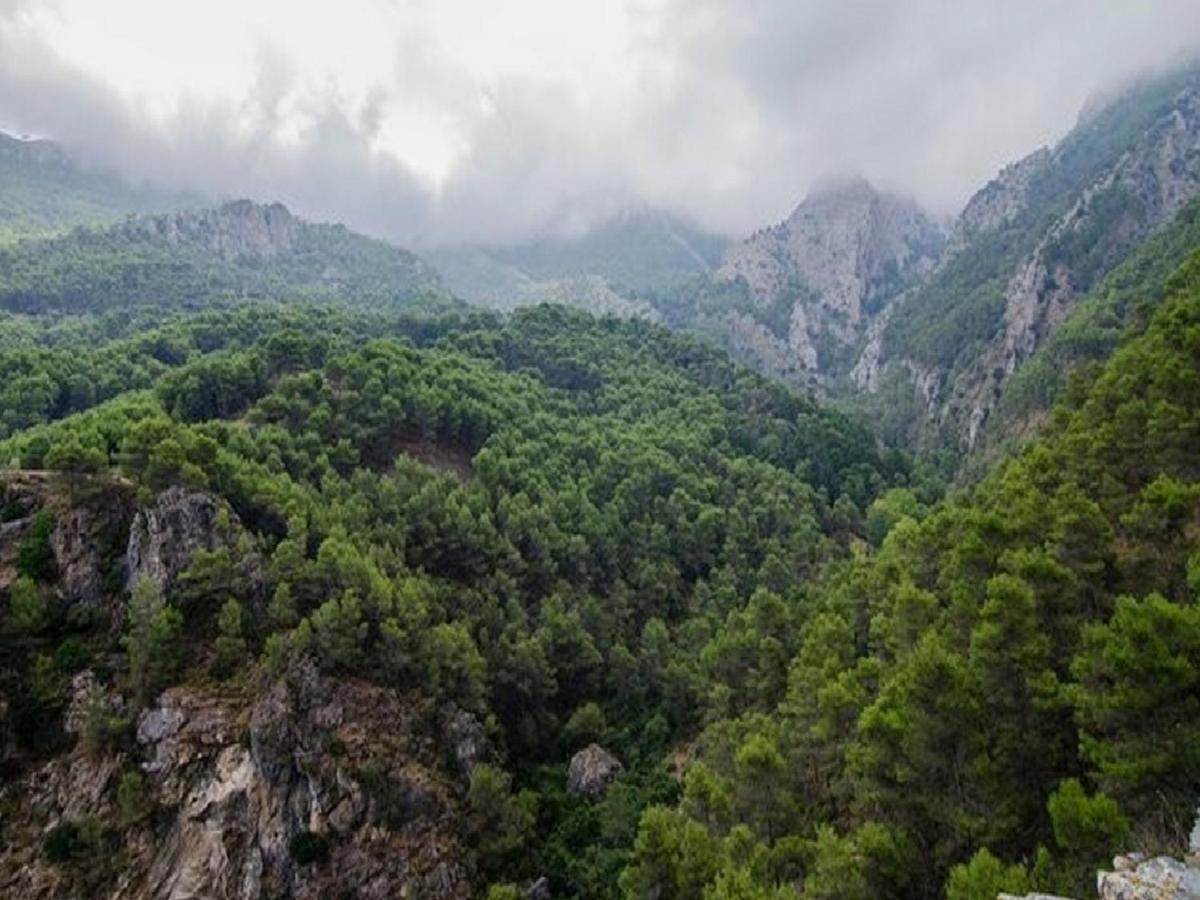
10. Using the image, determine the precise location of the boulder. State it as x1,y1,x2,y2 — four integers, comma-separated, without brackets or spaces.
441,704,490,776
1096,855,1200,899
566,743,622,798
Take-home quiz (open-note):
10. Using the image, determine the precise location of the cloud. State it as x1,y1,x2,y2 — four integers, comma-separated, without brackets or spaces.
2,1,1200,245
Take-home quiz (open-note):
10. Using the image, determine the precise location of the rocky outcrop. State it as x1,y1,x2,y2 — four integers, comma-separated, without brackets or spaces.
0,659,472,900
1096,853,1200,899
566,743,623,798
0,470,134,604
123,200,303,262
125,487,246,593
51,491,135,607
716,179,943,381
854,73,1200,452
441,704,491,776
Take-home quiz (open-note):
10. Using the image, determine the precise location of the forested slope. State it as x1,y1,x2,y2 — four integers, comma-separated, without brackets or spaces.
622,246,1200,899
0,199,453,315
0,301,906,898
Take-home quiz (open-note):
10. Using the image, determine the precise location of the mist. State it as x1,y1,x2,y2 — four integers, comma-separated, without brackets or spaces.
2,0,1200,246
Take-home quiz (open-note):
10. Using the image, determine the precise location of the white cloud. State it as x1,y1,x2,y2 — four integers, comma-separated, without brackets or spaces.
1,0,1199,244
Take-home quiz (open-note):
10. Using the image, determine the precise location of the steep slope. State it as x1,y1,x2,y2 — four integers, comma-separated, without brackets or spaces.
710,178,944,386
622,241,1200,900
431,208,726,318
0,132,192,244
863,64,1200,452
0,301,903,899
0,199,455,315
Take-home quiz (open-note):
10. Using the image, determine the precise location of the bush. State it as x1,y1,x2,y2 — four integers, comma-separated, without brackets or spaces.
289,830,330,866
53,637,90,674
43,820,82,863
17,509,56,581
117,770,153,826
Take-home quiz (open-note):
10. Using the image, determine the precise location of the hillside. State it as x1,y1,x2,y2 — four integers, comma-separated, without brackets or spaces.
0,132,193,244
0,199,455,315
0,300,902,899
857,64,1200,452
431,209,726,318
621,238,1200,900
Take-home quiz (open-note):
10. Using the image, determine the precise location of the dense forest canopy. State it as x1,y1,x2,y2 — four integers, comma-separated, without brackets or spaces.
2,64,1200,900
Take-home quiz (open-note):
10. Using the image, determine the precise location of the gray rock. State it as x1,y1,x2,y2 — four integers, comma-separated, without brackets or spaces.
566,743,623,798
527,875,552,900
442,704,490,776
1096,855,1200,899
125,486,238,592
715,178,944,384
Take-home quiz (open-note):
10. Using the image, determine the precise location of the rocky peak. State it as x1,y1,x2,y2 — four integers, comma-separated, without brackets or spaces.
122,199,303,261
714,178,943,379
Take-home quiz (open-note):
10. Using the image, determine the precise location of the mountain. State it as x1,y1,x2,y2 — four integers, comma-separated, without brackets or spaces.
430,208,726,318
0,132,193,244
0,301,897,899
625,237,1200,900
857,64,1200,452
709,178,944,384
0,198,455,315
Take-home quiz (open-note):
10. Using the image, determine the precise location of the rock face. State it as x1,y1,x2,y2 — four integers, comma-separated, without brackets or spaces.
856,71,1200,451
122,200,303,262
715,179,943,383
125,486,240,592
0,659,473,900
1096,854,1200,899
943,147,1052,261
0,471,134,604
566,743,623,798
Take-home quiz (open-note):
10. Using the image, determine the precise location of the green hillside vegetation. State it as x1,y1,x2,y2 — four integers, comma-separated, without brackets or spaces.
0,133,192,244
489,211,727,294
0,201,455,316
623,246,1200,899
0,301,904,898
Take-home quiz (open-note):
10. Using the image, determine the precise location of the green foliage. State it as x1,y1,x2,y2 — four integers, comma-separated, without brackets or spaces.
1047,779,1128,890
123,576,183,705
17,509,56,581
945,848,1030,900
289,830,331,866
5,575,49,634
116,770,154,826
210,597,248,679
563,702,609,749
1072,594,1200,821
467,763,535,878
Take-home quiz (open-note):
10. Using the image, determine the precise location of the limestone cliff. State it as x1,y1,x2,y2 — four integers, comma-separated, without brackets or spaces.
715,179,943,384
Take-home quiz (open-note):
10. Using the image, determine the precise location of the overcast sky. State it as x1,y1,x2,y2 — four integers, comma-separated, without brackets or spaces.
2,0,1199,245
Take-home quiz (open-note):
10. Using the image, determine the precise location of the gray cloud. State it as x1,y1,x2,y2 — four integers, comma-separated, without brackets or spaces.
3,1,1200,246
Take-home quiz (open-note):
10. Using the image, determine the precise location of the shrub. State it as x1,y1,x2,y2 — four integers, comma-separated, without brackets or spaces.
289,830,330,866
43,821,82,863
17,509,57,581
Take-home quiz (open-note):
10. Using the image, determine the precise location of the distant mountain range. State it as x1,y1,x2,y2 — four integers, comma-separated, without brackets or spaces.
0,131,196,244
0,199,455,315
8,62,1200,465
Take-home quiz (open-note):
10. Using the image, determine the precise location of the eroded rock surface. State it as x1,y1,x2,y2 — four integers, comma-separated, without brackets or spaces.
566,743,623,798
